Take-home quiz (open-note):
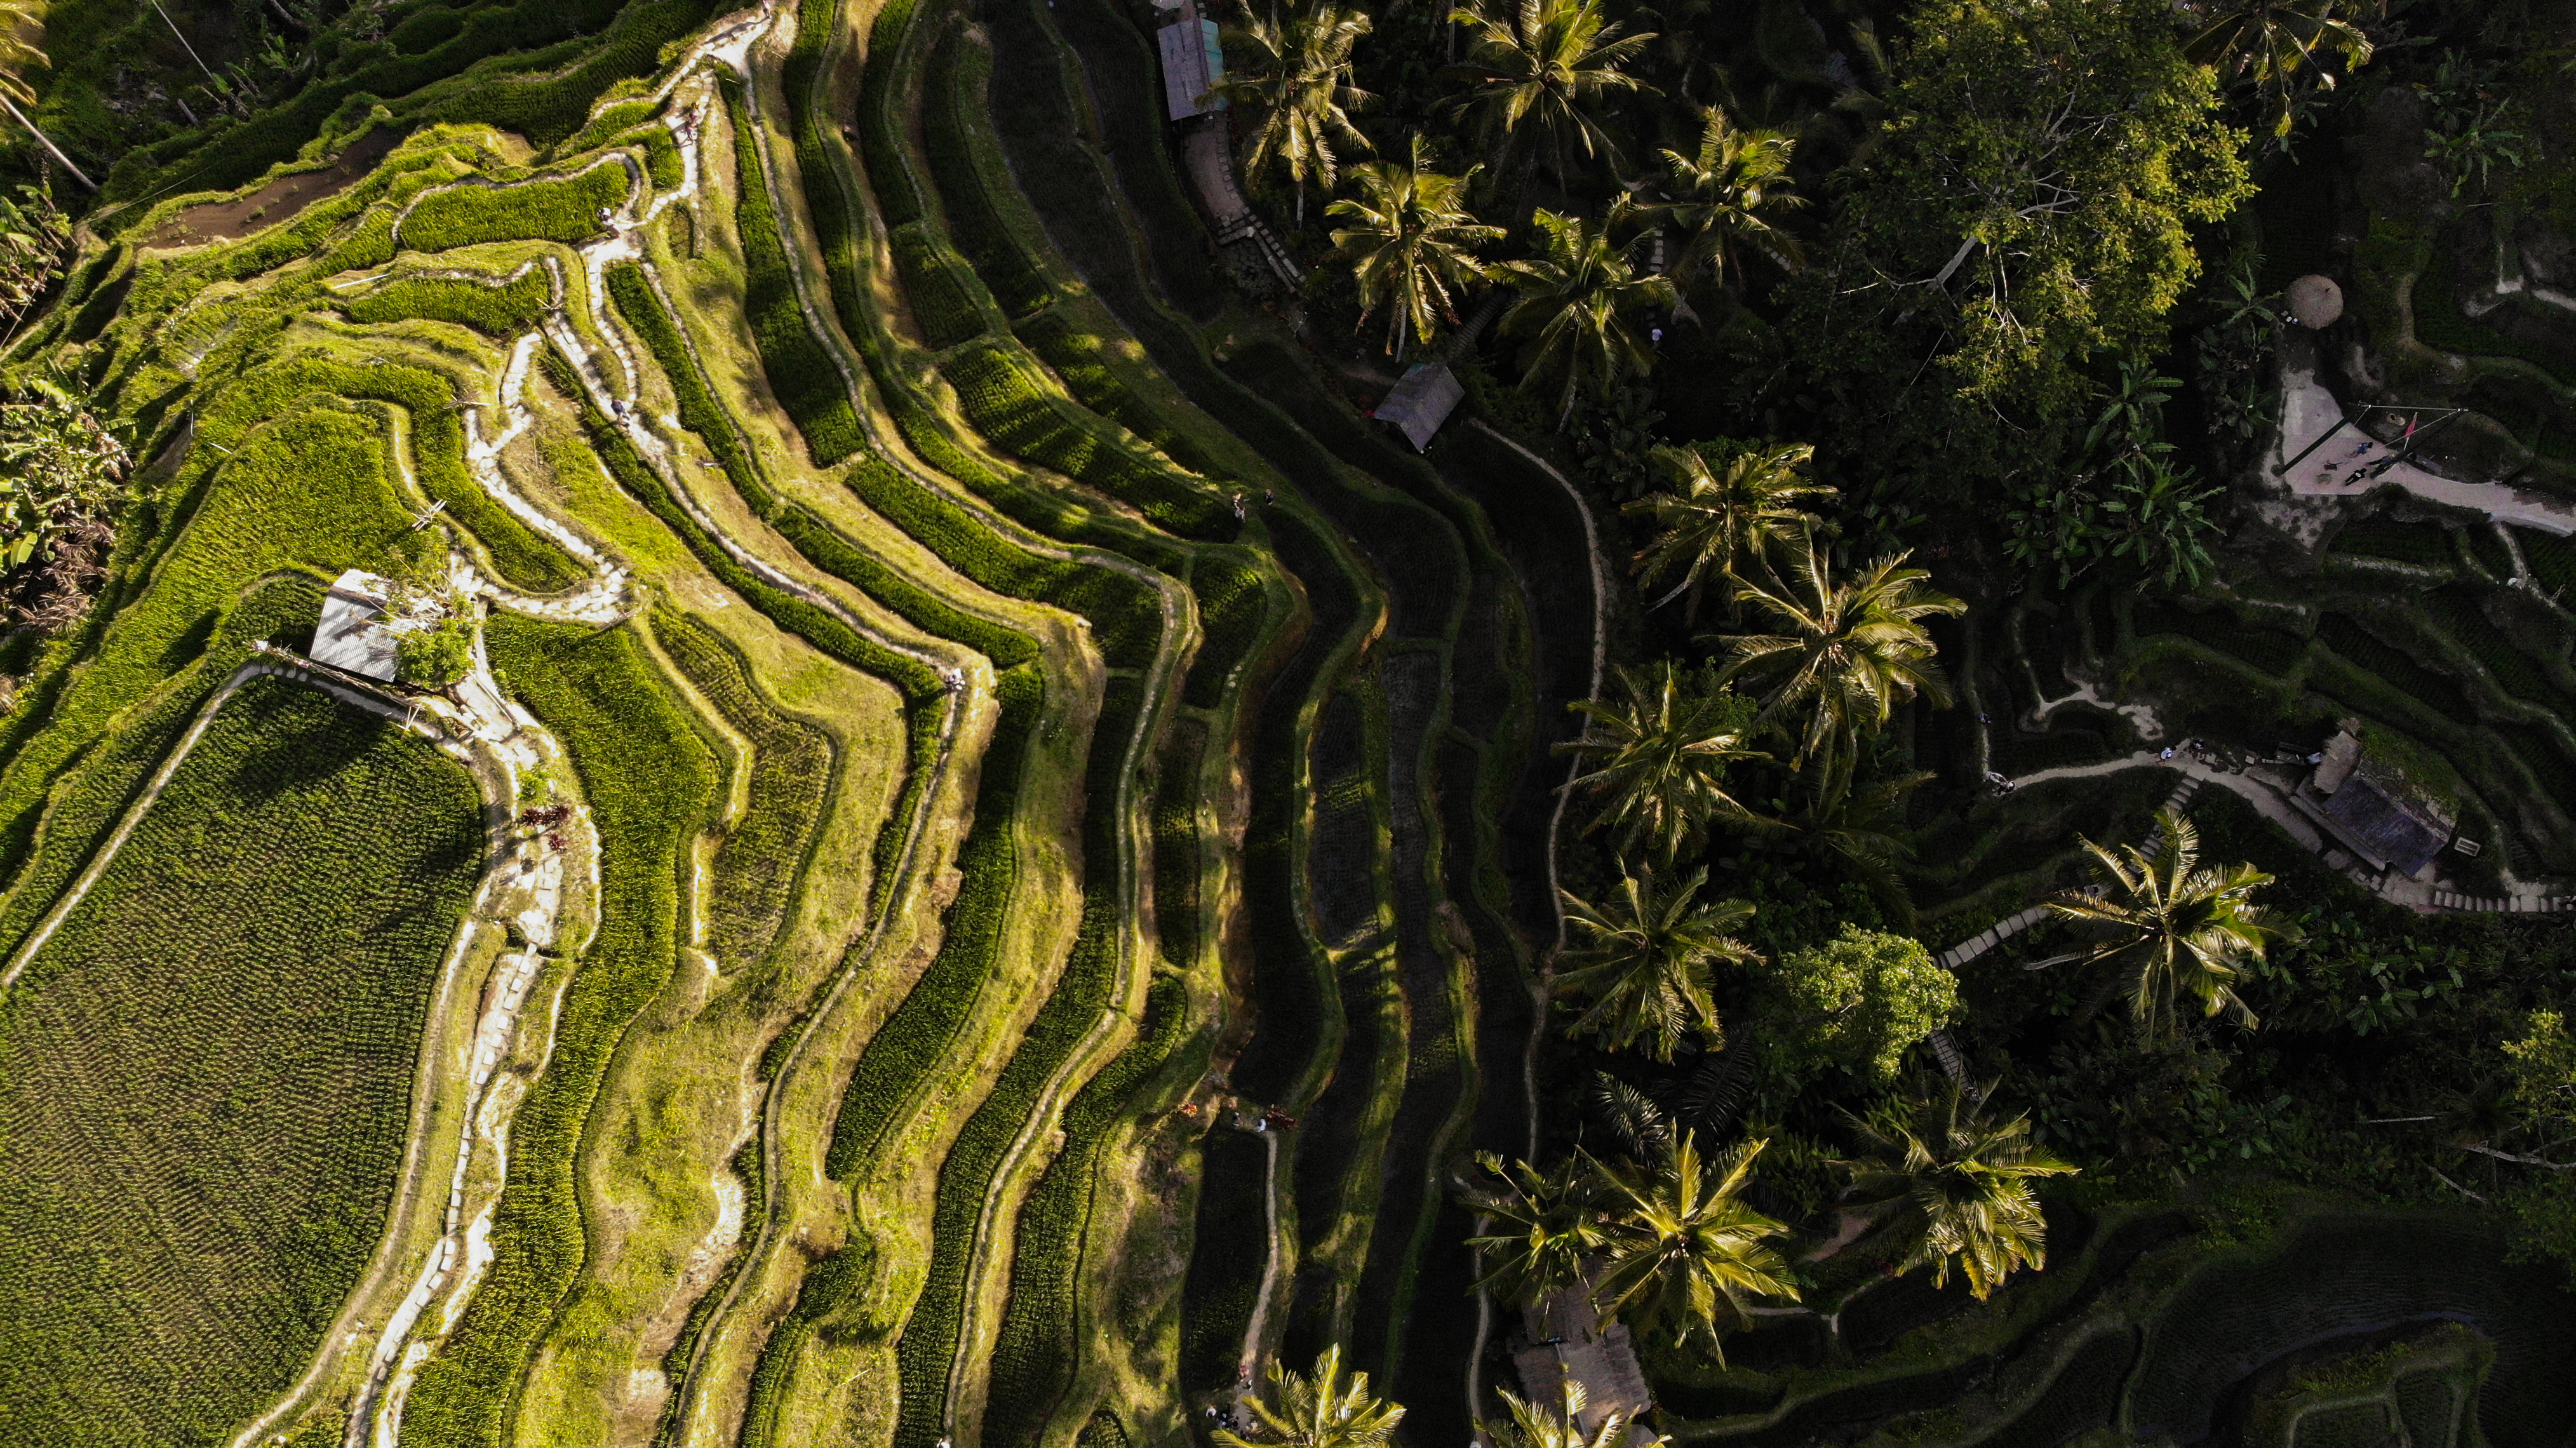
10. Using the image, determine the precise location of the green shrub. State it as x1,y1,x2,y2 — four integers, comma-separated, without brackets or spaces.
399,163,629,253
0,677,482,1447
716,76,864,466
342,263,553,336
401,617,720,1447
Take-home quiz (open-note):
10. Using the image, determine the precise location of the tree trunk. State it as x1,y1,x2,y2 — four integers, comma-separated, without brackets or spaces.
0,97,95,191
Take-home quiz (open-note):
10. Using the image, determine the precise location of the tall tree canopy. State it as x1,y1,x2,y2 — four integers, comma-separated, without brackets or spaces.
1792,0,2250,493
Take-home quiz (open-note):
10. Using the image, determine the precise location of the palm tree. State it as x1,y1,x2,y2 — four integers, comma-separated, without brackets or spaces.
1482,1380,1659,1448
1327,135,1503,357
1496,206,1677,427
2184,0,2374,139
1442,0,1656,187
1557,658,1764,861
1714,540,1964,772
1652,109,1806,297
1626,440,1833,623
2046,807,2291,1040
1835,1078,2077,1300
1216,1344,1405,1448
1465,1150,1609,1307
0,0,95,189
1556,866,1756,1062
1592,1132,1799,1353
1769,755,1930,928
1211,1,1374,227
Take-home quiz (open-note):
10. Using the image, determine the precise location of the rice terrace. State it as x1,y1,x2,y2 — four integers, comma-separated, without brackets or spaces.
0,0,2573,1444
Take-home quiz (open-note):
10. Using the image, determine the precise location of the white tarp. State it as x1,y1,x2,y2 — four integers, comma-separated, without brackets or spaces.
312,568,401,681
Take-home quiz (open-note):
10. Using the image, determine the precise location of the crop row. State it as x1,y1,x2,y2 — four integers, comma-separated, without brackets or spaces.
822,663,1045,1176
546,336,946,894
341,263,554,338
651,605,836,970
734,1240,876,1448
888,674,1150,1448
921,29,1056,322
584,262,1039,673
891,225,993,351
773,3,1310,1430
979,972,1190,1445
876,32,1239,549
1013,309,1227,482
100,0,714,210
0,573,321,964
0,400,441,903
1150,720,1210,967
940,339,1233,543
716,76,864,465
250,352,583,594
402,616,722,1448
0,674,483,1446
399,163,632,255
840,457,1162,672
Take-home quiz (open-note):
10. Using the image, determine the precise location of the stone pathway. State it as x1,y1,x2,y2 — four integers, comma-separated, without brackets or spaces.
1942,749,2572,972
1179,120,1300,290
2274,363,2576,535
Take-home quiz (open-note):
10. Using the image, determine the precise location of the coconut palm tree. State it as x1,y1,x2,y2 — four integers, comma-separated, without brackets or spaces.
1216,1344,1405,1448
1835,1078,2077,1300
1211,1,1375,227
1482,1379,1660,1448
1557,659,1764,862
1766,754,1929,928
1652,108,1806,297
1714,540,1964,772
2184,0,2374,139
1442,0,1656,187
1592,1132,1799,1353
0,0,94,189
1556,866,1758,1061
1496,206,1677,427
2046,807,2290,1040
1627,440,1833,623
1466,1150,1610,1307
1327,135,1503,357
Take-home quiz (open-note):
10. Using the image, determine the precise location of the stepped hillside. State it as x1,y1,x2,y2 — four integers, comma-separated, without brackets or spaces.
0,0,1596,1444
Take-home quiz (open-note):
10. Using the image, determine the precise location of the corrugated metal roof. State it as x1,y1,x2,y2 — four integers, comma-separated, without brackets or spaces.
2318,773,2448,878
1158,19,1224,120
1371,362,1464,452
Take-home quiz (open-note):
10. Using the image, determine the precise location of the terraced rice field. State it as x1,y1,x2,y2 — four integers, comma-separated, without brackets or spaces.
0,0,1592,1443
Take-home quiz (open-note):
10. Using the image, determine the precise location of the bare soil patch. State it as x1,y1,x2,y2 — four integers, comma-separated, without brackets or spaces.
143,126,405,248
